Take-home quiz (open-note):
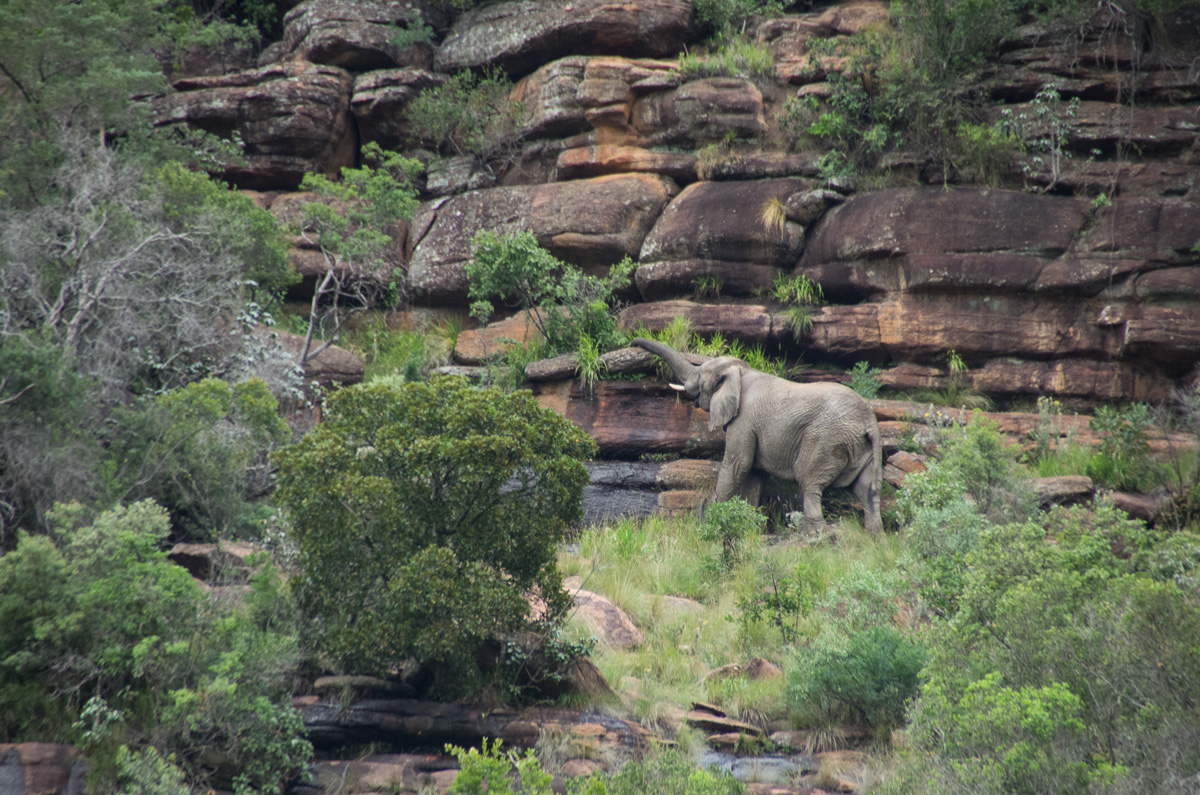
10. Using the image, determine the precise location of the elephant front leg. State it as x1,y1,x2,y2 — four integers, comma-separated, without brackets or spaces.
713,434,756,503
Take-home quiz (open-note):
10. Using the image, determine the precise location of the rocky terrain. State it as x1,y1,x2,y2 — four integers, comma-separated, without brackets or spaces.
154,0,1200,413
91,1,1200,793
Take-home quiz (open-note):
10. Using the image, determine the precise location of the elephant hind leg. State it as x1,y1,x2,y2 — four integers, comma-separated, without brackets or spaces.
852,466,883,533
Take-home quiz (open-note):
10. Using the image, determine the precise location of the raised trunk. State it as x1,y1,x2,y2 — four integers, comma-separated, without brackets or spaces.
631,337,698,390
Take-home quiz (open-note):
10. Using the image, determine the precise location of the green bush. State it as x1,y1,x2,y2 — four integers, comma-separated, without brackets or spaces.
103,378,290,541
847,361,883,399
407,69,524,166
803,625,926,736
897,503,1200,794
1087,403,1155,491
0,500,310,793
271,377,596,686
700,498,767,571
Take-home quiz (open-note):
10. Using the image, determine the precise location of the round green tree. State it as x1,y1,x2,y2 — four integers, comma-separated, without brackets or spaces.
272,377,596,680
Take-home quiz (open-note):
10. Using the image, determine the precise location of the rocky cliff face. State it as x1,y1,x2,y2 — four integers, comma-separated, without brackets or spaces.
155,0,1200,411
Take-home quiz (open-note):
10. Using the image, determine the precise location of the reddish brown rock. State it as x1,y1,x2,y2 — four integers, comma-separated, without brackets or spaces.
270,328,366,386
656,459,719,490
531,380,724,458
0,743,84,795
1110,491,1171,523
275,0,435,71
636,179,813,300
407,174,677,305
799,295,1120,362
434,0,694,77
454,310,548,365
1077,198,1200,262
1121,305,1200,368
883,451,928,487
620,300,773,343
557,145,698,182
1136,267,1200,300
968,358,1175,402
633,78,767,146
156,61,356,190
755,3,890,85
744,657,784,681
563,576,645,649
1031,475,1095,507
801,187,1088,265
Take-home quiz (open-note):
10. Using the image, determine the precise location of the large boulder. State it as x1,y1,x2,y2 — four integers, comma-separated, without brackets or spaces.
801,187,1089,265
632,78,767,146
0,744,85,795
274,0,436,71
434,0,695,77
801,295,1120,361
407,174,677,305
636,178,815,299
155,61,356,190
755,2,890,85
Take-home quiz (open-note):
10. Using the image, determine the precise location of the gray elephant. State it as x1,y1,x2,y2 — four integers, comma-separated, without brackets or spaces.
632,338,883,532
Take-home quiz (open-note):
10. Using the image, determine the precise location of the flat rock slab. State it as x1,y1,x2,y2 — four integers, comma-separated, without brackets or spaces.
1031,475,1095,507
563,576,646,649
156,61,356,190
435,0,694,77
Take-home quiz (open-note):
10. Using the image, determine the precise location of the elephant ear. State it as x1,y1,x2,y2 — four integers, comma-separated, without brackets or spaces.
708,365,741,431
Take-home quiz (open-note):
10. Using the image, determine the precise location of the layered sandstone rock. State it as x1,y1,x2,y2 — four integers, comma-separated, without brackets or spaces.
636,178,814,299
274,0,436,71
434,0,695,77
407,174,677,304
155,61,355,189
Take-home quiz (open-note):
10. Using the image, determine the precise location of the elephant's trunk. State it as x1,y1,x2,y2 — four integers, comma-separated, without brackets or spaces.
631,337,699,395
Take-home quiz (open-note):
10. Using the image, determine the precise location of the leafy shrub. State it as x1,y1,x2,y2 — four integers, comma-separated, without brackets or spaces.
898,503,1200,794
1087,403,1155,491
691,0,784,37
0,500,310,792
103,378,290,541
785,564,919,736
407,69,524,168
847,361,883,399
802,625,926,736
700,498,767,570
271,377,596,685
447,741,744,795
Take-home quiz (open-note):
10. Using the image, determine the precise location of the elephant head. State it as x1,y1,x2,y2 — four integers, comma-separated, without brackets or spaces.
632,337,743,431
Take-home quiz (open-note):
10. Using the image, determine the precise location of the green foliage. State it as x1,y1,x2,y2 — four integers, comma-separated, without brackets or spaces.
847,361,882,400
785,564,918,735
691,0,784,38
1087,403,1155,491
700,498,767,571
769,273,824,340
0,500,310,792
103,378,289,542
804,625,926,736
407,69,524,167
954,120,1023,186
467,231,633,388
271,378,596,683
678,39,775,82
895,414,1029,615
447,741,744,795
602,748,746,795
897,503,1200,794
694,274,724,300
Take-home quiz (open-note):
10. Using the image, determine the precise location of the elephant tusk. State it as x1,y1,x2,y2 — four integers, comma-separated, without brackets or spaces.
669,383,687,392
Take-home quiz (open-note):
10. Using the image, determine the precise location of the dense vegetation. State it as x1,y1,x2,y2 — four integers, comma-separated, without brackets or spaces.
1,0,1199,793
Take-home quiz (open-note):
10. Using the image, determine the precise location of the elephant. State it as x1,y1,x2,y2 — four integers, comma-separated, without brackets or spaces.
632,338,883,533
